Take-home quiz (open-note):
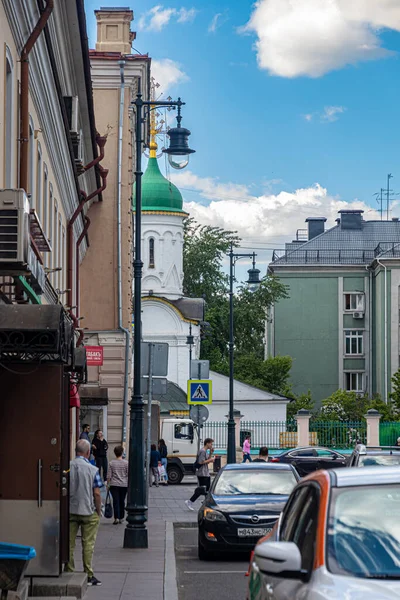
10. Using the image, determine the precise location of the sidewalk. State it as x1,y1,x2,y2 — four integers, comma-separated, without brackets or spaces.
71,478,198,600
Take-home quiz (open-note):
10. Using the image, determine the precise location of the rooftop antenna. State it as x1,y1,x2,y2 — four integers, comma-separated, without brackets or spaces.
374,174,399,220
387,173,393,221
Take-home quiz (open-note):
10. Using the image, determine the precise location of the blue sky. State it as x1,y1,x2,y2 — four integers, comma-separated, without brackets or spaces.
85,1,400,272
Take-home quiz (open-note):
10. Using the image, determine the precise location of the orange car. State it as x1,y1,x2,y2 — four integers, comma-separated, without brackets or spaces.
247,466,400,599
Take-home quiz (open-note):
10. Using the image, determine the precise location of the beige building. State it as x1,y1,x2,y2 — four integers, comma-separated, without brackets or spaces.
80,8,150,445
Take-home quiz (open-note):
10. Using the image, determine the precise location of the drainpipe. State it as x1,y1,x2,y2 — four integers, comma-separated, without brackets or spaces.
377,259,388,403
76,216,91,318
19,0,54,190
67,165,108,311
83,134,107,172
366,266,373,397
117,60,131,447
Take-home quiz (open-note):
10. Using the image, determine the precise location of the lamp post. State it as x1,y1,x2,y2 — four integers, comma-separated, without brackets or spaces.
124,83,195,549
227,244,260,464
186,322,194,372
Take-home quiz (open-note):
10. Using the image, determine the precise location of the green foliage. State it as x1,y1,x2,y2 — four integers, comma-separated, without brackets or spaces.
287,391,315,421
232,355,293,396
318,389,397,422
182,218,240,302
389,369,400,412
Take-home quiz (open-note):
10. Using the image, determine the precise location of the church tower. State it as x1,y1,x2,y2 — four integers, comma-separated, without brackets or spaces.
136,124,187,299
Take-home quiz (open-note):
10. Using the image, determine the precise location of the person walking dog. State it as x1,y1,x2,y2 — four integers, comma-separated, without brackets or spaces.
242,435,252,463
65,439,103,586
185,438,215,510
107,445,128,524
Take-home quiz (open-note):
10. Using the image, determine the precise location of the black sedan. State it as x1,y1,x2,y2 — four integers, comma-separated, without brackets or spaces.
270,446,347,476
197,463,299,560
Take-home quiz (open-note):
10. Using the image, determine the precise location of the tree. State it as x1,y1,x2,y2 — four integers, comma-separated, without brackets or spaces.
287,391,315,421
183,218,240,302
389,369,400,413
318,389,395,421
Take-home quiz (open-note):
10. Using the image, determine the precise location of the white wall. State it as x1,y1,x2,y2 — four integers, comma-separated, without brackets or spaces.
207,401,287,422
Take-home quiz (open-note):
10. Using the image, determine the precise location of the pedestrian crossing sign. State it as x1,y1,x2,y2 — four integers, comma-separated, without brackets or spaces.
187,379,212,405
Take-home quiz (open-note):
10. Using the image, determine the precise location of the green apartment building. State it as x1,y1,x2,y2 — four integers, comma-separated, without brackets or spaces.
267,210,400,406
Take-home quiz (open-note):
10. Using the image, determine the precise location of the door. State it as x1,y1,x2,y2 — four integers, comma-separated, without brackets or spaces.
0,364,66,576
316,448,347,470
171,422,195,457
288,448,318,476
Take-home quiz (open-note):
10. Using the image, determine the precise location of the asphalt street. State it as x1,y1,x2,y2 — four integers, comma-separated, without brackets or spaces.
174,523,250,600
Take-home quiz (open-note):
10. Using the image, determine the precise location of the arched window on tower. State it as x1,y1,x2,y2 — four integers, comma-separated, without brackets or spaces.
149,238,155,268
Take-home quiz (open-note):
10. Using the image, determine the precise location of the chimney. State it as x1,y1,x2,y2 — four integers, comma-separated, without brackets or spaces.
393,217,399,222
95,7,135,54
305,217,327,240
338,210,363,230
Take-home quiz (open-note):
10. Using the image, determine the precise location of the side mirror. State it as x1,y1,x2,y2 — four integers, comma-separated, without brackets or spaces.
254,541,306,580
331,453,338,460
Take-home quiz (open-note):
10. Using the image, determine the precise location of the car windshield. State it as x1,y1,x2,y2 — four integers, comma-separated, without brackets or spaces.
359,455,400,467
328,484,400,579
213,469,297,496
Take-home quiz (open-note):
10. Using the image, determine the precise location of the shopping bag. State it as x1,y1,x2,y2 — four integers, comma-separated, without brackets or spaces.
104,490,113,519
158,464,166,478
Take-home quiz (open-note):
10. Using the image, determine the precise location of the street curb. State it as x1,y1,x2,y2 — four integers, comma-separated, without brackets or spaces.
164,521,179,600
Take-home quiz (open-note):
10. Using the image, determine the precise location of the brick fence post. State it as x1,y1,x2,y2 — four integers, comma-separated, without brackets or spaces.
295,409,311,447
364,408,381,446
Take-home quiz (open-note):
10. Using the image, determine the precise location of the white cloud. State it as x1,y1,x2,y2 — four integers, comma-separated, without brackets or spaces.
139,5,197,32
170,170,382,244
151,59,189,94
321,105,346,122
303,105,346,123
242,0,400,78
208,13,222,33
177,7,197,23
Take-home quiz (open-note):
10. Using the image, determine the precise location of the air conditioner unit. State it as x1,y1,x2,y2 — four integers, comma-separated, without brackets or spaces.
353,311,364,319
0,189,30,264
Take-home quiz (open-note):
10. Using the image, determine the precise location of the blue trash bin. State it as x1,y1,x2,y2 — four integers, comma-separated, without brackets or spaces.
0,542,36,598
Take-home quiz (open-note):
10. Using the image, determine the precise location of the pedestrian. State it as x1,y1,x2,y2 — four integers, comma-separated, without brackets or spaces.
107,445,128,525
185,438,215,511
65,439,103,586
396,437,400,447
79,423,91,443
92,429,108,481
253,446,269,462
158,439,168,485
150,443,161,487
242,435,252,463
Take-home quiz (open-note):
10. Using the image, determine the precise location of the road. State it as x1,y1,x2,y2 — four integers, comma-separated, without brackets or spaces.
175,523,250,600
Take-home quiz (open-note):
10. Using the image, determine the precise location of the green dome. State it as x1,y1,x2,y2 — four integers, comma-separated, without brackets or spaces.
133,157,184,212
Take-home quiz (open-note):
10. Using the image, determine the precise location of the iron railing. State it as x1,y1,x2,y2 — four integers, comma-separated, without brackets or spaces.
240,420,297,449
374,242,400,258
310,421,366,448
379,422,400,446
272,248,376,265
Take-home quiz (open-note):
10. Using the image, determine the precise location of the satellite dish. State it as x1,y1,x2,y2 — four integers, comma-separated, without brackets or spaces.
189,405,209,425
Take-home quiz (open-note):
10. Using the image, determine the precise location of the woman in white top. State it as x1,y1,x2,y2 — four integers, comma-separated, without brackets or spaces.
107,445,128,524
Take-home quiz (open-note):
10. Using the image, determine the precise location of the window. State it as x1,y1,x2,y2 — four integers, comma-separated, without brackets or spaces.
28,120,35,205
5,51,13,187
344,330,363,355
174,423,193,440
289,449,316,458
57,216,62,290
214,469,297,496
149,238,155,268
48,184,54,264
43,165,48,232
36,143,42,219
344,293,364,311
345,372,364,392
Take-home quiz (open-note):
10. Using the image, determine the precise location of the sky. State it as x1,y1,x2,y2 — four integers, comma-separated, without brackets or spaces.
84,0,400,274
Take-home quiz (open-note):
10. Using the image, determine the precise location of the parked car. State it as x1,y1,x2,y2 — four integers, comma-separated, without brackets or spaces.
246,466,400,600
198,463,299,560
348,444,400,467
270,446,347,476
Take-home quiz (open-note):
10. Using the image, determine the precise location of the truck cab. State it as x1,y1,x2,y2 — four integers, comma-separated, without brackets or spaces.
161,418,199,484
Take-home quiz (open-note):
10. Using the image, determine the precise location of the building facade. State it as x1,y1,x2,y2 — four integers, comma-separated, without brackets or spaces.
80,7,150,446
268,210,400,406
0,0,102,577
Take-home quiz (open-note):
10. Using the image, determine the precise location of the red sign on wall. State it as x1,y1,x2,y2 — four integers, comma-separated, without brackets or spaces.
86,346,104,366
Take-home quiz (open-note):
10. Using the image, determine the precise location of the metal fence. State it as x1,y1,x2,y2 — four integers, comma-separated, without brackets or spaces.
379,422,400,446
202,422,227,450
240,420,297,449
310,421,366,448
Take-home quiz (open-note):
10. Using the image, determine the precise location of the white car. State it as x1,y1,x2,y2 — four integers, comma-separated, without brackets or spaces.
247,466,400,599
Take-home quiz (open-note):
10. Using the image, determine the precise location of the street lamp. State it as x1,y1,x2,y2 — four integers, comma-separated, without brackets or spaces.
124,84,195,549
227,244,261,464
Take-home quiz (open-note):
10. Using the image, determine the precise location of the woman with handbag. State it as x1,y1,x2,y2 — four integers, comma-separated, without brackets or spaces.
158,439,168,485
106,445,128,524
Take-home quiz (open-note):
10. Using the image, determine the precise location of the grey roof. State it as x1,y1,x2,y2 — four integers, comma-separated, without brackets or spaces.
146,381,188,414
271,220,400,267
169,297,204,321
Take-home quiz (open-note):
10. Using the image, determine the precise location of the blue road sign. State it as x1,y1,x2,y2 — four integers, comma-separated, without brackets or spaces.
187,379,212,405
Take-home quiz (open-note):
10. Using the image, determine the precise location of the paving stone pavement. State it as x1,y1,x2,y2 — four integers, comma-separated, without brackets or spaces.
71,478,200,600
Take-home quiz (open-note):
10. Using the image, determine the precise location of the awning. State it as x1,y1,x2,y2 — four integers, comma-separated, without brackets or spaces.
70,383,80,408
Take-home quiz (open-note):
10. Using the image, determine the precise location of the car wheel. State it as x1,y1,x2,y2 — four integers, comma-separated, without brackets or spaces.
198,536,214,561
167,465,183,485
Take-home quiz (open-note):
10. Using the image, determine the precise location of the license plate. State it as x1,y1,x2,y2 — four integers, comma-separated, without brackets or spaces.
237,528,271,538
